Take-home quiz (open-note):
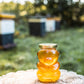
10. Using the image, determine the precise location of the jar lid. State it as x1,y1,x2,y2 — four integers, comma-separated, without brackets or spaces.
39,43,57,49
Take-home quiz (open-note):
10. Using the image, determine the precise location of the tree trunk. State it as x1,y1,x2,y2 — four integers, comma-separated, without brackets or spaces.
0,69,84,84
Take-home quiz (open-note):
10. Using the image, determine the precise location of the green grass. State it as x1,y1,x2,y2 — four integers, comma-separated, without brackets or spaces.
0,27,84,76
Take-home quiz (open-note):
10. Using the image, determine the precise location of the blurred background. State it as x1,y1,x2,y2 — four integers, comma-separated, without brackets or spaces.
0,0,84,76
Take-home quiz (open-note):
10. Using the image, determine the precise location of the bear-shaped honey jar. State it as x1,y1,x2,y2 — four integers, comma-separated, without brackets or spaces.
37,43,60,83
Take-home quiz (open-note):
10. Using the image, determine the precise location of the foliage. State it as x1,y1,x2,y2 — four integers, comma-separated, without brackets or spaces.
1,1,84,26
34,0,84,26
0,25,84,75
0,1,34,17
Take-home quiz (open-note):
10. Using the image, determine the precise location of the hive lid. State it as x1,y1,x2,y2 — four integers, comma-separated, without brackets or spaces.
0,14,16,19
54,17,61,21
28,18,46,22
46,17,61,21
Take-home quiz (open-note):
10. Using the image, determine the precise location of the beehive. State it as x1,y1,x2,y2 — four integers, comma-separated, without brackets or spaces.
0,14,16,49
54,17,61,30
45,17,61,32
46,18,56,32
28,17,46,37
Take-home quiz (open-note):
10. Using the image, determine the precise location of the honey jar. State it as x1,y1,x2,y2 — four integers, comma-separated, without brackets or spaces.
37,43,60,83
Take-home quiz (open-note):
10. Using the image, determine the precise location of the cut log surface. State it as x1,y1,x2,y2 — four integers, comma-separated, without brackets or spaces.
0,69,84,84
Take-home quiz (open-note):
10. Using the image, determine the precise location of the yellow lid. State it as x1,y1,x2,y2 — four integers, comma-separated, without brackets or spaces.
54,17,61,21
28,19,41,22
47,17,61,21
47,18,54,20
0,14,16,19
39,43,57,49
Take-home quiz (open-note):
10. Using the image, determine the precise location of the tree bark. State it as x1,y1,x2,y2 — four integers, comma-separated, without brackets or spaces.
0,69,84,84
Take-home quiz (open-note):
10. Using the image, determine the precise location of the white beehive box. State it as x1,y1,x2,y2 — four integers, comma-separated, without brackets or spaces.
0,14,16,49
0,14,15,34
45,18,56,32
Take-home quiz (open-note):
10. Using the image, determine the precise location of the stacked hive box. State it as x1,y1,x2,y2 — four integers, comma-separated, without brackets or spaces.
28,17,46,37
46,18,56,32
0,14,16,49
45,17,61,32
54,17,61,30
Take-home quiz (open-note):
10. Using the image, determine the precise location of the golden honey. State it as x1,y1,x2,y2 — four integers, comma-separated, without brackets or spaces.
37,43,60,83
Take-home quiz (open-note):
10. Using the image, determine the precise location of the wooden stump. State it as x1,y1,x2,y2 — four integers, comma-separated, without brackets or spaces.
0,69,84,84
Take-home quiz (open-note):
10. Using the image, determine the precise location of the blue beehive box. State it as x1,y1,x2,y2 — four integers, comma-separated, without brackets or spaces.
54,17,61,30
0,14,16,49
28,17,46,37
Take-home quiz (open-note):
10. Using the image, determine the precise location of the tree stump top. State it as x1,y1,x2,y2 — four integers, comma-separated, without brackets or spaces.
0,69,84,84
